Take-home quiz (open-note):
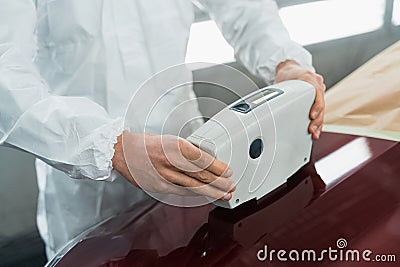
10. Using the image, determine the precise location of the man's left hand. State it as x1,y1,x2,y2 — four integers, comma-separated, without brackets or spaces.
275,60,326,140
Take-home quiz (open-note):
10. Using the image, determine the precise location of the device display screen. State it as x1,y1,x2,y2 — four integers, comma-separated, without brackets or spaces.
231,88,283,113
246,89,280,105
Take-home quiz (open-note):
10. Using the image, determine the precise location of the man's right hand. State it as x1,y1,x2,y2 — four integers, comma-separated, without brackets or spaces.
112,132,235,201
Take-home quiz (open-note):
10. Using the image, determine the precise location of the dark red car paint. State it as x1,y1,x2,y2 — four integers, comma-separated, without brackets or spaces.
48,133,400,267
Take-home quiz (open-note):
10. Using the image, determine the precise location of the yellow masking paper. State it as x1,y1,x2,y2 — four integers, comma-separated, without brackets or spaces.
323,41,400,141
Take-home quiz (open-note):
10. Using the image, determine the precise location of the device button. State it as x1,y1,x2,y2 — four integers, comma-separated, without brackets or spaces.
249,138,263,159
232,102,251,113
198,138,217,157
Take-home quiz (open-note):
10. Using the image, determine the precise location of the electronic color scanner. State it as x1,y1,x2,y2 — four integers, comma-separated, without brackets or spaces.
187,80,316,209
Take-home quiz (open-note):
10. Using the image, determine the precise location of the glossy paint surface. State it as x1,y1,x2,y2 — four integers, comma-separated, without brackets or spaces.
49,133,400,267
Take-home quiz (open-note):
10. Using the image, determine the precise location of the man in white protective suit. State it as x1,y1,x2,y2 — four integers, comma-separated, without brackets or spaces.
0,0,326,259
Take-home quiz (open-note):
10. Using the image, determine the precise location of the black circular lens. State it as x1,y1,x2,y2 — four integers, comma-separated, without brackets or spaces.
249,138,263,159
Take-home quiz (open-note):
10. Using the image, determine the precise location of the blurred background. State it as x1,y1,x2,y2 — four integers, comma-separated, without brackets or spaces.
0,0,399,266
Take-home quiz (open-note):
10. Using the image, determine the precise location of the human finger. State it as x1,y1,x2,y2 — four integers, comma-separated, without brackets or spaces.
184,169,236,192
309,110,324,140
164,170,232,201
179,139,232,177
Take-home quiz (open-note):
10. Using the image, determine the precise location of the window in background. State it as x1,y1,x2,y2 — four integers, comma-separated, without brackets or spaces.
393,0,400,25
185,0,388,63
279,0,386,45
185,20,234,64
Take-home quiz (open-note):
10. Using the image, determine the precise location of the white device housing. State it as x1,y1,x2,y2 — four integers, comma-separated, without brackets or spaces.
187,80,315,209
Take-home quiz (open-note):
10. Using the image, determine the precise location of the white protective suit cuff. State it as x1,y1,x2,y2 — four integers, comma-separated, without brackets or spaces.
257,44,315,85
85,117,124,182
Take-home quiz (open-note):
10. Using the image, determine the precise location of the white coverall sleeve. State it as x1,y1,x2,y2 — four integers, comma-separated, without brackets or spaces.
194,0,315,84
0,0,122,181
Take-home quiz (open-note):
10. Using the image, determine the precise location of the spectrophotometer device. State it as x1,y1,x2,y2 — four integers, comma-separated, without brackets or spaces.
187,80,315,209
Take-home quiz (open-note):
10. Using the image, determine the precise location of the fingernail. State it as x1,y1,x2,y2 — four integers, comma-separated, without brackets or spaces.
312,125,318,132
224,168,233,177
312,111,318,119
223,192,231,200
316,130,321,137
